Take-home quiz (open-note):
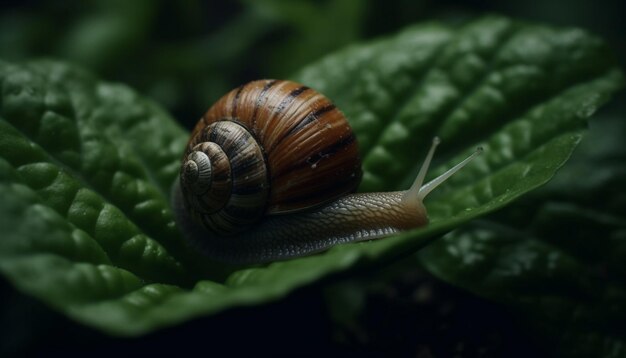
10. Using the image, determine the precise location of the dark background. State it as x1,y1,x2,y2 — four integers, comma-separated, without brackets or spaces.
0,1,624,356
0,0,623,130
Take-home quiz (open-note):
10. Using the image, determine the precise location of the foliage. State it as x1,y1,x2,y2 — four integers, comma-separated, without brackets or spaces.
0,16,622,339
419,114,626,357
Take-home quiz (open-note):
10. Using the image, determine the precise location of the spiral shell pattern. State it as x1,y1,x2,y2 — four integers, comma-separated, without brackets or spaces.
181,79,361,236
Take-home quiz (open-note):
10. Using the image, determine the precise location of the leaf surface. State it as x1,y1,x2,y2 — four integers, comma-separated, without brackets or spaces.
419,115,626,357
0,16,622,335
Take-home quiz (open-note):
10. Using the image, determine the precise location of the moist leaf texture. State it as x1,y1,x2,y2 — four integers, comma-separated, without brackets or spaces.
419,115,626,358
0,16,623,335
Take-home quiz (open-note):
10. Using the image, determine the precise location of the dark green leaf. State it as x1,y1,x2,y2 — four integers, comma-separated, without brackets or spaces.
419,116,626,357
0,16,622,335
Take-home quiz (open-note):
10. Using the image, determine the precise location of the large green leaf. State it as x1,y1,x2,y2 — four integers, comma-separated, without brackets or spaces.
0,16,622,335
419,114,626,357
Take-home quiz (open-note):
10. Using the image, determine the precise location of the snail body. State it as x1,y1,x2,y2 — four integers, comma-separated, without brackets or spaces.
172,79,481,264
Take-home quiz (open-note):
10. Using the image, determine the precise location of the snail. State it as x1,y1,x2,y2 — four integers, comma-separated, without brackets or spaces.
172,79,482,264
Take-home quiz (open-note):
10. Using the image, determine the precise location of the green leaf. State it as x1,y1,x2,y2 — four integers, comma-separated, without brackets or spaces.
0,16,623,335
419,115,626,357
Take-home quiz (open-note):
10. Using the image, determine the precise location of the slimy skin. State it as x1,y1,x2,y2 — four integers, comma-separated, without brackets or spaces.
173,181,427,263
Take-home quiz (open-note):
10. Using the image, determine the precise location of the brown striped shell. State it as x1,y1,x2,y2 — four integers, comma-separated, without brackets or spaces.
180,79,362,236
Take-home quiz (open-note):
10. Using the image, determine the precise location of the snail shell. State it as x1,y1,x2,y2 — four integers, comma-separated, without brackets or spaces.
182,79,361,235
172,79,482,264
